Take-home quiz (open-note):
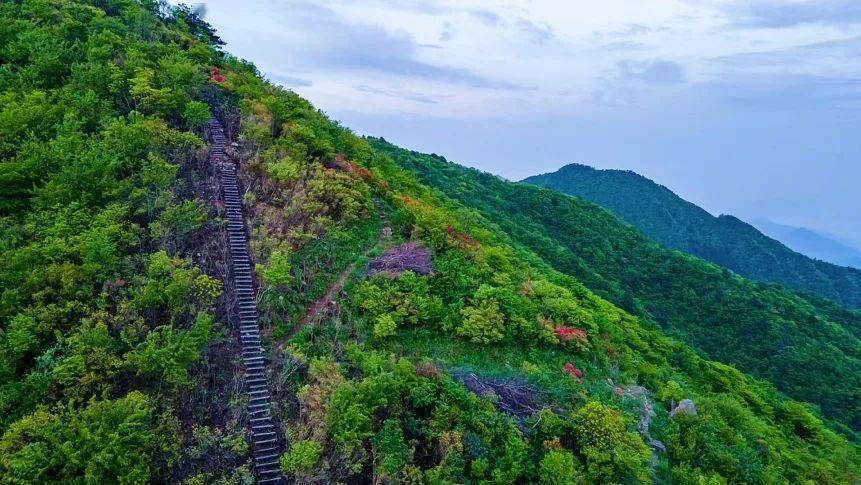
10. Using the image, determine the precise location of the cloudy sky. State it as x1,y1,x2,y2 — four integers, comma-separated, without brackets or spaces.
196,0,861,245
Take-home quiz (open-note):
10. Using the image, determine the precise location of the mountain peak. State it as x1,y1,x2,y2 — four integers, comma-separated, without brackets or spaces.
525,164,861,307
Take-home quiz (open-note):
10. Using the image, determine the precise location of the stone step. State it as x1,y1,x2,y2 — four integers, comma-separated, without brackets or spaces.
211,120,283,482
256,476,282,484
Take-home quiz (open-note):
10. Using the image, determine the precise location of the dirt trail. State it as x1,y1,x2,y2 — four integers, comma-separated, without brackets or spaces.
279,263,356,345
277,202,392,348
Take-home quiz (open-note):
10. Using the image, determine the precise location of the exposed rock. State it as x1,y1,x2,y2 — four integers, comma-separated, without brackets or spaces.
611,381,667,473
670,399,698,418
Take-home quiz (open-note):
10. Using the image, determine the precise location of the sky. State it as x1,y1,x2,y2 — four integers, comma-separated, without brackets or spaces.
194,0,861,245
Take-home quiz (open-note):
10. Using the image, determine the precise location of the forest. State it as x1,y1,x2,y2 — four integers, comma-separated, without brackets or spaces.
0,1,858,483
372,139,861,436
523,163,861,310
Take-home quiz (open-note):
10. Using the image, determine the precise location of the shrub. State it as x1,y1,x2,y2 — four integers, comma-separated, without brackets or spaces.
258,248,293,289
539,449,581,485
0,392,160,483
281,439,323,474
571,401,651,483
183,101,211,128
457,298,505,344
125,312,215,388
373,314,398,339
267,154,304,183
374,419,410,478
151,200,207,243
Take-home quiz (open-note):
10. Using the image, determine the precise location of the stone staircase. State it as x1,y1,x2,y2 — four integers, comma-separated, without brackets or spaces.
209,119,284,484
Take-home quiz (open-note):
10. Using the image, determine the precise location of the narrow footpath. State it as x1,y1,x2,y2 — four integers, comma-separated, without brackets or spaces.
210,119,284,484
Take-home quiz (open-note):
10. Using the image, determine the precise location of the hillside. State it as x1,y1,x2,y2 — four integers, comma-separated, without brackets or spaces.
523,163,861,308
0,1,858,483
372,141,861,434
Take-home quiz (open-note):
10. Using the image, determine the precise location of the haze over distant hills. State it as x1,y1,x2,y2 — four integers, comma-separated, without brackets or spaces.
751,219,861,270
523,163,861,309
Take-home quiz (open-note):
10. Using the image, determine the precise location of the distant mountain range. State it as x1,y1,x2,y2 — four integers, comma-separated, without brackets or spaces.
523,163,861,309
750,219,861,270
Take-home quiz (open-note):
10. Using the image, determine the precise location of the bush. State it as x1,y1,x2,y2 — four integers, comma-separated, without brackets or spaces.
258,249,293,289
373,314,398,339
0,392,160,483
539,449,581,485
267,154,304,183
183,100,211,128
280,439,323,474
571,401,651,483
457,298,505,344
126,312,215,388
374,419,410,478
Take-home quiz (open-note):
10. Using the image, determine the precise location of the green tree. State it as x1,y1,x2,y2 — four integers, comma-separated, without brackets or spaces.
539,449,581,485
183,100,212,130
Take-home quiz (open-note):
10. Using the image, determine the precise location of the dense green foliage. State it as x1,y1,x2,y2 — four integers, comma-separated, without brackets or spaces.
0,1,250,482
224,67,858,482
1,1,859,483
525,163,861,309
372,141,861,434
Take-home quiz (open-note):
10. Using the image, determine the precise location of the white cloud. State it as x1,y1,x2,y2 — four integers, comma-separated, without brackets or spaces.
194,0,861,120
185,1,861,242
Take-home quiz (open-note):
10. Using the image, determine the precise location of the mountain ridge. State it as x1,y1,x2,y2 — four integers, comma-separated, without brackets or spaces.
372,140,861,432
0,1,857,483
523,163,861,308
751,218,861,269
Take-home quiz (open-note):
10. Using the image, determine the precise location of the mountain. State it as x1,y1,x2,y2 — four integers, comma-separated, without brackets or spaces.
752,219,861,269
372,141,861,433
0,1,858,483
523,163,861,309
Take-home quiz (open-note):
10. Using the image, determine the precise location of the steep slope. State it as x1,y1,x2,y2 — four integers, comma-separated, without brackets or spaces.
0,2,254,483
372,141,861,434
1,1,859,484
227,89,860,483
210,120,284,483
523,163,861,308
